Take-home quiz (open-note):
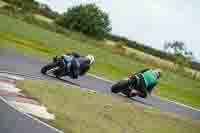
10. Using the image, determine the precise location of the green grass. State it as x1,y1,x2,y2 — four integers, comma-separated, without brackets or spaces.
0,14,200,108
16,80,200,133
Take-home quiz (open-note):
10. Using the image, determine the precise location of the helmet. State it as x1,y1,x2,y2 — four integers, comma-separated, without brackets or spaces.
86,54,95,65
153,69,162,79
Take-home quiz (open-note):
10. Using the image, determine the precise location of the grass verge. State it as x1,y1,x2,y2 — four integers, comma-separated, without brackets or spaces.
16,80,200,133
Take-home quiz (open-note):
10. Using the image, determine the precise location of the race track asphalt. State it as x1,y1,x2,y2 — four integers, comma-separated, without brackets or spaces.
0,48,200,121
0,97,62,133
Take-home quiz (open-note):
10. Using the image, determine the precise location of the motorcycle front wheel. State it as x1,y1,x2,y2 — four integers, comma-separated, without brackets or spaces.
111,80,130,93
41,62,58,74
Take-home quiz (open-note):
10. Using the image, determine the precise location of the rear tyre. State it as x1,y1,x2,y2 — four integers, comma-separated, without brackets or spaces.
111,80,129,93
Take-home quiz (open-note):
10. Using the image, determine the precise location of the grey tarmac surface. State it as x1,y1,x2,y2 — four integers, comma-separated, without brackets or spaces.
0,97,62,133
0,48,200,121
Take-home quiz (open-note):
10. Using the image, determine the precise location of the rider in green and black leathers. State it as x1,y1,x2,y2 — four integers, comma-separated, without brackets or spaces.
129,68,161,98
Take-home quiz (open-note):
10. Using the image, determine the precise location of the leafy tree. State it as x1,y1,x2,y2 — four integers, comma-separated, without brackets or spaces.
164,41,193,70
56,4,111,39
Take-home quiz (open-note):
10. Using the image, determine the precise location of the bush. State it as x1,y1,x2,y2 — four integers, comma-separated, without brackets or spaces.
56,4,111,39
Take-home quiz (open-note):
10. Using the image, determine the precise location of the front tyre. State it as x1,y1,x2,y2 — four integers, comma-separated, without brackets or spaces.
41,66,47,74
41,63,57,74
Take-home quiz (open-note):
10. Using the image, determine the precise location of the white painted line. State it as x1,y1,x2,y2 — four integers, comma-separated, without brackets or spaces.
87,73,113,83
0,96,63,133
0,73,24,80
155,96,200,112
